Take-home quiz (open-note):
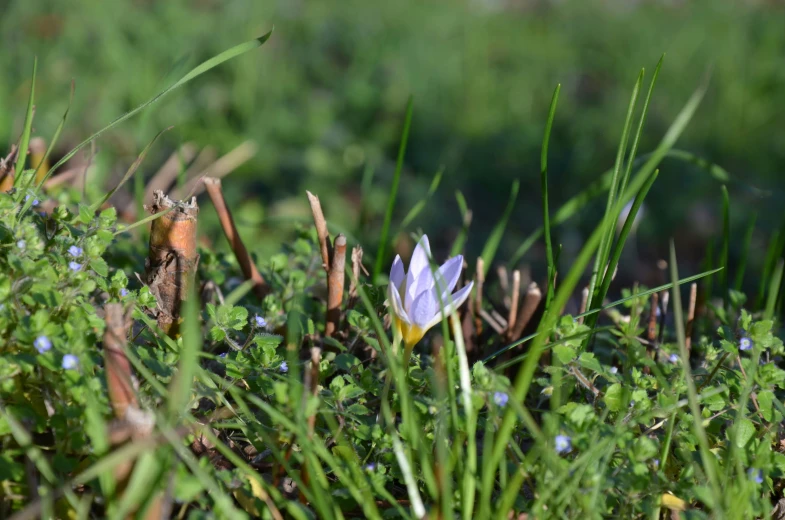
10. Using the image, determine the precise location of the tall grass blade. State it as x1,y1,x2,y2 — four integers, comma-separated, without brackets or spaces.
27,80,75,189
13,57,37,184
764,259,784,321
167,288,202,418
398,165,444,230
719,185,730,308
479,179,519,278
541,84,560,311
450,190,471,256
373,96,413,280
734,213,756,292
37,32,273,188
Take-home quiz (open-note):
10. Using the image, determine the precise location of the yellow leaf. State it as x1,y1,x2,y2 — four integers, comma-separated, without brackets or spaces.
661,493,688,511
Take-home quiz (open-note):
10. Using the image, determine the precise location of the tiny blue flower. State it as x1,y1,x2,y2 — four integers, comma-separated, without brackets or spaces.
68,245,83,258
555,434,572,455
24,195,29,202
62,354,79,370
16,240,25,250
669,354,679,363
68,261,82,272
748,468,763,484
280,361,289,373
120,288,129,297
365,463,376,472
32,199,39,206
739,337,752,351
218,352,228,358
653,459,660,468
609,366,618,375
34,335,52,354
493,391,509,407
254,315,267,328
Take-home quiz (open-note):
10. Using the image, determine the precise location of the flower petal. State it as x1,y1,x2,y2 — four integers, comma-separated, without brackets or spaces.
388,282,412,324
390,255,406,291
436,255,463,297
405,235,431,306
422,282,474,332
410,288,439,329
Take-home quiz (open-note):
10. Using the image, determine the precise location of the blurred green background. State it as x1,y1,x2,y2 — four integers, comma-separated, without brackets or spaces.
1,0,783,290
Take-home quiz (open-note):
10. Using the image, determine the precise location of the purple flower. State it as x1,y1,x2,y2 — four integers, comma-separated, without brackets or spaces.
555,434,572,455
748,468,763,484
739,337,752,351
120,288,129,297
68,245,83,258
32,199,39,206
218,352,228,358
493,391,509,407
609,366,618,375
34,336,52,354
280,361,289,373
669,354,679,364
62,354,79,370
68,261,82,272
254,315,267,328
365,463,376,472
653,459,660,469
16,240,25,250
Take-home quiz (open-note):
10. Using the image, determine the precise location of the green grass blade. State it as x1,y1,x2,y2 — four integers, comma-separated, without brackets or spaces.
764,259,784,321
167,289,202,418
89,127,171,213
37,32,273,188
13,57,37,185
540,84,560,311
755,220,785,308
451,315,477,520
734,213,756,292
479,179,520,278
450,190,472,256
586,69,643,313
719,185,730,308
398,165,444,230
26,80,75,190
373,96,413,281
668,241,723,514
113,206,175,236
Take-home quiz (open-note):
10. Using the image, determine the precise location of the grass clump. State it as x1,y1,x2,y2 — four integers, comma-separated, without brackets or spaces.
1,39,784,520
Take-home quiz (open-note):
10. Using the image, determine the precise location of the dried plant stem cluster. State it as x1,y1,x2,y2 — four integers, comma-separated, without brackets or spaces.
145,191,200,337
307,190,355,338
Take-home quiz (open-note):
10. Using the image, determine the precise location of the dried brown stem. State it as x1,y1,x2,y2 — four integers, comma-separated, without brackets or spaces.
326,235,347,337
0,145,18,192
349,245,364,300
658,291,670,344
647,292,659,344
104,303,137,420
145,191,199,337
306,190,331,270
505,270,521,340
479,309,505,335
577,287,589,325
498,266,510,308
143,143,198,206
172,141,257,200
510,283,542,341
685,283,697,352
203,177,269,300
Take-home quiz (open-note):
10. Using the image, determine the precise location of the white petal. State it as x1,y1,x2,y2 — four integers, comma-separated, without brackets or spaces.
405,235,431,305
389,282,411,324
410,288,439,329
436,255,463,297
390,255,406,290
422,282,474,332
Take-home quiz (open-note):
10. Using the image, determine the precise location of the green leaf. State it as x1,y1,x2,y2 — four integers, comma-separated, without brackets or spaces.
734,418,755,449
758,390,774,422
552,344,576,364
603,383,623,412
335,353,361,372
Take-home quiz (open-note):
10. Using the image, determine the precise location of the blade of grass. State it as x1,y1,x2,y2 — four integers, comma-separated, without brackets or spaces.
113,206,176,236
29,80,75,188
479,180,520,278
373,96,413,281
13,57,37,185
719,185,730,309
764,259,784,321
398,165,444,230
755,220,785,309
88,127,171,213
586,69,644,313
451,314,477,520
540,84,560,311
167,288,202,418
37,32,273,189
669,241,723,514
734,213,756,292
450,190,472,256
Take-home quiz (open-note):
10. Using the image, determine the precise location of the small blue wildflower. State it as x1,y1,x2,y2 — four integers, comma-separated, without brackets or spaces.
34,336,52,354
218,352,228,358
280,361,289,373
739,337,752,351
609,366,618,375
16,240,25,250
68,261,82,272
39,211,46,217
32,199,39,206
24,195,29,202
493,391,509,407
120,288,129,297
68,245,83,258
555,434,572,455
62,354,79,370
365,463,376,472
748,468,763,484
669,354,679,364
254,315,267,328
653,459,660,469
